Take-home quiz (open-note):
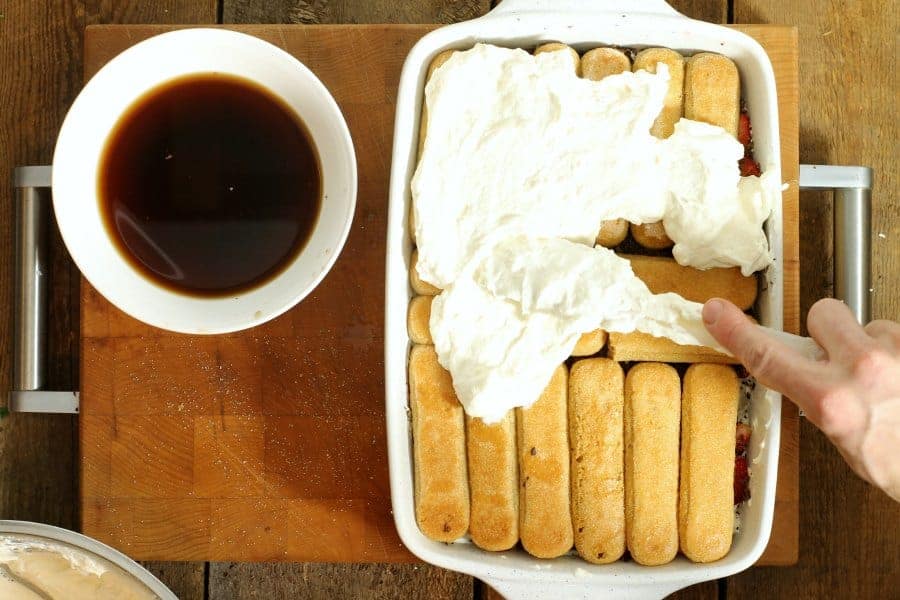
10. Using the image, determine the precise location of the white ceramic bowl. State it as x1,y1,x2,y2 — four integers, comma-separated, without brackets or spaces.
385,1,784,598
53,28,356,334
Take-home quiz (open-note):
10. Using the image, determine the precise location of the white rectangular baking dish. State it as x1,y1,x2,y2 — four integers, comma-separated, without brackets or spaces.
385,1,784,597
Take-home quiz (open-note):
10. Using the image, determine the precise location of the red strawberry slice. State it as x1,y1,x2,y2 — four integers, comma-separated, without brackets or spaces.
738,112,752,148
734,455,751,504
739,156,761,177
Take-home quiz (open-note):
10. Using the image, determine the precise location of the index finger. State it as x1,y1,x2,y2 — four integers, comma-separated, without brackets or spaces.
702,299,829,407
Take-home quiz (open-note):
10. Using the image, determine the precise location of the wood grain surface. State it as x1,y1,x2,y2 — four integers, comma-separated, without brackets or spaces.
224,0,490,24
727,0,900,597
0,1,896,599
209,563,473,599
79,22,798,568
0,2,214,599
141,561,206,600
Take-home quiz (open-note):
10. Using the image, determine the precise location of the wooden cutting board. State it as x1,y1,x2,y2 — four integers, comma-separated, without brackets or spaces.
80,24,799,565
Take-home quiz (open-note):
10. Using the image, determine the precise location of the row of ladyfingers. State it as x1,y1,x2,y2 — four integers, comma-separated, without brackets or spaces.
573,42,741,251
409,252,756,364
408,43,755,565
413,43,743,252
410,347,740,565
411,44,755,365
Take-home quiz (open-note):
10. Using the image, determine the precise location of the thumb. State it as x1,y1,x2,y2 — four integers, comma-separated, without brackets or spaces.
702,298,825,404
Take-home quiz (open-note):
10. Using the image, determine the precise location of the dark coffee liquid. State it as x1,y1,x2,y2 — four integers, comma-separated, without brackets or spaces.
98,73,322,297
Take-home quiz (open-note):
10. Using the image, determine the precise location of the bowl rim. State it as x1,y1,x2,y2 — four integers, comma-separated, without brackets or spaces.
0,520,178,599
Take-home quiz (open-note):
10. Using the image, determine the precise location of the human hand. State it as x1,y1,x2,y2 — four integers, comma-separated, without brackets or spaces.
702,297,900,502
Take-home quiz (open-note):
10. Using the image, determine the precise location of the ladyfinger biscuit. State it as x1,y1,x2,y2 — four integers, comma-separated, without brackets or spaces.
633,47,685,139
631,48,684,249
412,50,456,241
417,49,456,161
684,52,740,138
596,218,629,248
410,250,441,296
580,49,632,250
680,364,739,563
608,331,738,364
534,42,581,75
569,359,625,564
624,254,757,310
571,328,608,357
625,363,680,566
630,221,673,250
517,365,573,558
409,345,469,542
467,411,519,551
581,47,630,81
407,295,433,345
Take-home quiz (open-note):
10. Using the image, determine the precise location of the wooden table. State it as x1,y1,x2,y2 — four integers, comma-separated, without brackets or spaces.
0,1,896,598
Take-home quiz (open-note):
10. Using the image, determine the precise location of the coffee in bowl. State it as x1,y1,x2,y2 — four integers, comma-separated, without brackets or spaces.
99,73,322,297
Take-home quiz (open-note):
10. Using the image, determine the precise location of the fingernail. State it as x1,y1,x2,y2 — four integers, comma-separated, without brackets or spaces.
703,299,724,325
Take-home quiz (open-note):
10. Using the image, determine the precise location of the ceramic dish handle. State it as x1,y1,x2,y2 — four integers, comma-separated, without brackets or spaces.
488,578,687,600
799,165,873,324
9,166,80,414
491,0,684,18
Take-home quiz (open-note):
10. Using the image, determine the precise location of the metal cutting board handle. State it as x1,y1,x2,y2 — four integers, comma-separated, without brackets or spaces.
10,165,79,414
799,164,873,324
